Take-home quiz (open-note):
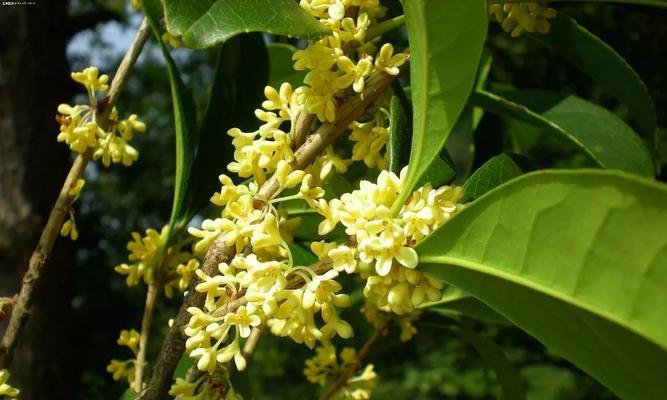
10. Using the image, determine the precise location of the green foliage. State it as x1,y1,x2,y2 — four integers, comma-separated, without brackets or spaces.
424,286,511,325
162,0,329,49
529,14,657,146
489,0,667,7
418,170,667,400
142,0,197,248
463,153,524,201
393,0,488,212
446,324,526,400
267,43,307,89
472,90,655,177
184,34,269,216
388,90,409,174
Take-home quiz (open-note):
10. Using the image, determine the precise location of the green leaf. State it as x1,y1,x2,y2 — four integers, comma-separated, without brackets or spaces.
267,43,306,89
119,389,139,400
463,154,523,202
423,286,511,325
173,353,194,379
394,0,488,213
471,90,654,178
162,0,329,49
529,14,657,147
489,0,667,9
415,155,457,188
417,169,667,400
290,243,318,267
388,88,410,175
143,0,197,237
426,322,526,400
184,33,268,217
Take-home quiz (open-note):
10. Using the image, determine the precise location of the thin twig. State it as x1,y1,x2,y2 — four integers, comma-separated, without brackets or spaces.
134,283,159,392
320,323,389,400
242,327,263,366
0,17,152,370
142,59,409,400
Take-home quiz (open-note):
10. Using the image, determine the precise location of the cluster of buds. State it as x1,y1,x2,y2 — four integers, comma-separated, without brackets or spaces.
56,67,146,166
489,2,558,37
106,329,141,386
114,226,199,298
304,344,378,399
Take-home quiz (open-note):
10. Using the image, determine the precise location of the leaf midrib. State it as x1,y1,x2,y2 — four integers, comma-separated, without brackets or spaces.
420,255,667,350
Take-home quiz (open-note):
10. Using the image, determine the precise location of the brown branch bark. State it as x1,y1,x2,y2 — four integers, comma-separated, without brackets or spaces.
0,17,152,370
142,59,409,400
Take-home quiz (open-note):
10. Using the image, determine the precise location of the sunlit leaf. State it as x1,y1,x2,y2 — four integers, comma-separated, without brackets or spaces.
162,0,329,49
394,0,488,212
418,169,667,400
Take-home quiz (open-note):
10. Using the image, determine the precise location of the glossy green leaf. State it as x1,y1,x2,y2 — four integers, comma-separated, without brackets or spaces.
388,88,410,175
162,0,329,49
423,286,511,325
463,154,523,202
143,0,197,237
394,0,488,212
426,322,525,399
418,169,667,400
267,43,306,89
184,33,268,217
529,14,657,147
471,90,654,177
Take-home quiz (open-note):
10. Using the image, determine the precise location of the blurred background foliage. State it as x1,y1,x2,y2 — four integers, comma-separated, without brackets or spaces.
6,0,667,398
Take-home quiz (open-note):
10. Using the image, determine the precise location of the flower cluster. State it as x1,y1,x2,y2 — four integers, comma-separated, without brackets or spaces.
114,226,198,298
225,0,406,189
185,198,352,373
489,3,557,37
0,369,19,399
106,329,141,387
296,0,407,123
181,0,451,387
304,344,377,399
183,0,410,376
56,67,146,166
312,168,464,315
59,178,85,241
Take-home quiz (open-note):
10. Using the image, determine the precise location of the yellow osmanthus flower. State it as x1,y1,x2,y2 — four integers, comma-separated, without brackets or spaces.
117,328,140,353
295,0,407,122
106,329,141,387
169,373,241,400
161,32,183,48
304,344,378,399
114,226,193,297
60,178,86,241
312,167,464,314
489,2,557,37
0,369,19,398
57,67,146,166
